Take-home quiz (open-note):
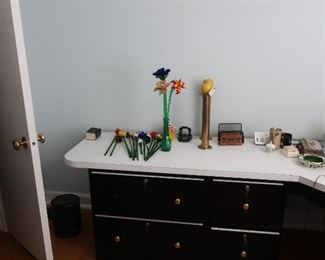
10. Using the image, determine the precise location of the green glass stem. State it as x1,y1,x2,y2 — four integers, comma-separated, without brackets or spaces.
167,89,174,116
163,92,168,118
161,117,171,151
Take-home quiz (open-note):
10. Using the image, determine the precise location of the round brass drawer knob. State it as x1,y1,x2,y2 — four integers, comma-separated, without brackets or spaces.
174,242,181,249
174,198,181,205
114,236,121,243
243,203,250,211
241,250,247,258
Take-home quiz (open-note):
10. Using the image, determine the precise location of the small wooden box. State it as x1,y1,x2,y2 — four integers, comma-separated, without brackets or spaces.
218,132,244,146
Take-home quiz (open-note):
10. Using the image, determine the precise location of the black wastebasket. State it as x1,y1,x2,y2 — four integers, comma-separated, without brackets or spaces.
51,194,82,238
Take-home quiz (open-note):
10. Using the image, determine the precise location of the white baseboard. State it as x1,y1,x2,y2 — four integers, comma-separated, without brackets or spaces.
45,190,91,210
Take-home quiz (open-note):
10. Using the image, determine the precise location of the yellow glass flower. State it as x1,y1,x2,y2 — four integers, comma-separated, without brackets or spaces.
154,80,170,94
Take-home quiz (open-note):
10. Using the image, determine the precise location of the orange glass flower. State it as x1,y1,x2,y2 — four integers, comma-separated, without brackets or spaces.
171,79,185,94
154,81,170,94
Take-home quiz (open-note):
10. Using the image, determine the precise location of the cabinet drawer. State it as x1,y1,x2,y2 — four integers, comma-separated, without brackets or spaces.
93,217,146,260
210,228,281,260
147,221,207,260
90,172,206,222
90,172,147,218
94,216,206,260
211,179,285,231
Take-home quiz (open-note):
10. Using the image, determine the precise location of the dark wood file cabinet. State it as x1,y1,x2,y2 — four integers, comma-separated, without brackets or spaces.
210,179,284,260
89,170,285,260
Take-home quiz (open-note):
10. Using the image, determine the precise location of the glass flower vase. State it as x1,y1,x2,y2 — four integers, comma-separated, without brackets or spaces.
161,117,171,151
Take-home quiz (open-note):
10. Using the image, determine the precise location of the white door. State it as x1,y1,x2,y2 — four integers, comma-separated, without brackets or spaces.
0,0,53,259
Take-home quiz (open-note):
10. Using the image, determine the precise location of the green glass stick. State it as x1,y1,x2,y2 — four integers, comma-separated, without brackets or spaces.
143,140,146,160
109,139,118,156
153,142,162,153
148,140,159,156
127,135,133,154
132,136,136,160
146,139,150,156
139,142,143,155
145,140,156,161
130,136,133,158
145,143,161,161
104,136,116,156
163,92,168,118
133,137,137,160
136,138,139,161
167,89,174,116
151,142,162,156
128,135,133,158
145,140,150,156
126,136,132,149
148,139,154,154
122,137,131,157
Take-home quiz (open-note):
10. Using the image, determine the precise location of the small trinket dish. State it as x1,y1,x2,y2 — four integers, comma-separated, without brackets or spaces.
282,145,299,158
298,154,325,168
265,141,275,152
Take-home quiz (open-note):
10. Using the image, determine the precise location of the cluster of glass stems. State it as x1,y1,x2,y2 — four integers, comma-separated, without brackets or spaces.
104,129,162,161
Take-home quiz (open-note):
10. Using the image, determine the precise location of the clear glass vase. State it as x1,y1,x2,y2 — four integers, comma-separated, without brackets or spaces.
161,117,171,151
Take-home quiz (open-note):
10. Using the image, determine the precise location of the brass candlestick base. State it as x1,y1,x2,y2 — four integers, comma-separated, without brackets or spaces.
198,144,212,150
198,94,212,150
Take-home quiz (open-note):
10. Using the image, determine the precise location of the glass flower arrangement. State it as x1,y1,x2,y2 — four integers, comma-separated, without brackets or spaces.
104,129,163,161
153,68,185,151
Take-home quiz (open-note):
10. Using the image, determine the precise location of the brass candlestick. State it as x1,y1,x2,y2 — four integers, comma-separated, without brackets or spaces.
198,79,214,150
199,94,212,149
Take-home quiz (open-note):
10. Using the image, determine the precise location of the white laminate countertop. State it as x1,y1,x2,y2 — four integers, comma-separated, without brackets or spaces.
65,132,325,192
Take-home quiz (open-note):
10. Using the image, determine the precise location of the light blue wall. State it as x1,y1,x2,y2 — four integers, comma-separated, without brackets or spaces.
20,0,324,193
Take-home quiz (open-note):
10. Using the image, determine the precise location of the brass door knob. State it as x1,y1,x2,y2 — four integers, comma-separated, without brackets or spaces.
12,137,28,150
243,203,250,211
37,133,46,143
174,242,181,249
241,250,247,258
114,236,120,243
174,198,181,205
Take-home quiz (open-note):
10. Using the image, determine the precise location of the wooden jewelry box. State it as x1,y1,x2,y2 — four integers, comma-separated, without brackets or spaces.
218,123,244,146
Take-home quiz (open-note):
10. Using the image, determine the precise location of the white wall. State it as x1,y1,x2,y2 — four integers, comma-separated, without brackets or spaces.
20,0,324,193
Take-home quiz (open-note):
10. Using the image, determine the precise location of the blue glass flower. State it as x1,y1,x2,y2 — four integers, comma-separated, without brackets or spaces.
138,131,147,140
153,68,171,81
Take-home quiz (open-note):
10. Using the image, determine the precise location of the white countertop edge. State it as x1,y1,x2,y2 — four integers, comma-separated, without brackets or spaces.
65,156,301,183
298,175,325,193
